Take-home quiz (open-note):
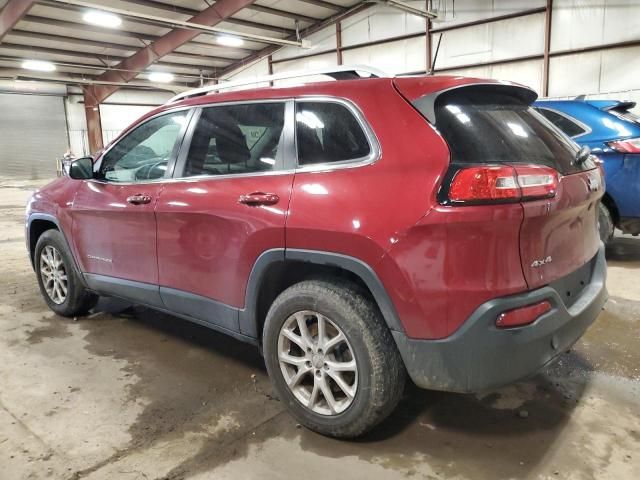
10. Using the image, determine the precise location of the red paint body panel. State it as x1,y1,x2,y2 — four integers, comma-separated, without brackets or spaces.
71,181,162,284
379,203,528,338
26,176,78,244
156,174,293,307
286,81,450,269
519,169,603,289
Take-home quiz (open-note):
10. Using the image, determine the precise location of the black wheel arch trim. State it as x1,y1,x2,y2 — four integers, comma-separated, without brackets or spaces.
239,248,404,338
27,213,86,285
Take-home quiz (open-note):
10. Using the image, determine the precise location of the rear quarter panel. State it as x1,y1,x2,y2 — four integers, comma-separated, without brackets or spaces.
286,81,450,275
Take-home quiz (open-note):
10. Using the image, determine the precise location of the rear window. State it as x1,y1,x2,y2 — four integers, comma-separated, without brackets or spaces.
426,87,593,174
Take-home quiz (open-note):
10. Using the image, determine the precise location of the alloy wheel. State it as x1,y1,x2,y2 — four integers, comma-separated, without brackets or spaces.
277,310,358,416
39,245,68,305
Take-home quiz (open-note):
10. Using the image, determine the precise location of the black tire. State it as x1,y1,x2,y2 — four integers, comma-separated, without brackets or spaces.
263,279,406,438
34,229,98,317
598,202,614,244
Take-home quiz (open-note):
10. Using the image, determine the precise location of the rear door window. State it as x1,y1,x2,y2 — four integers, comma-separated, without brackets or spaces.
295,101,371,166
425,86,593,174
181,102,286,177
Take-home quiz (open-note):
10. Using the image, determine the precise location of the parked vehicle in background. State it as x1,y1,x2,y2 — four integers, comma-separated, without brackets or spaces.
534,98,640,242
26,68,608,438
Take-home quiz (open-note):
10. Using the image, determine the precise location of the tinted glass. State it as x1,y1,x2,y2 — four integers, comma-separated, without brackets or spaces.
429,88,592,174
97,111,188,182
535,108,587,137
296,102,370,166
183,103,285,177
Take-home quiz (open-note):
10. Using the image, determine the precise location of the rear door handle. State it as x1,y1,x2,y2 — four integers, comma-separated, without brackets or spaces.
238,192,280,206
126,194,152,205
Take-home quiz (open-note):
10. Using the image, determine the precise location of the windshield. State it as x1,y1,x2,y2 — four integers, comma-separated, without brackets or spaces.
426,87,594,175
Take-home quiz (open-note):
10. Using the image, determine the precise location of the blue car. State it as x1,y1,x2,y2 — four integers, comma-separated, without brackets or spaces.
533,98,640,243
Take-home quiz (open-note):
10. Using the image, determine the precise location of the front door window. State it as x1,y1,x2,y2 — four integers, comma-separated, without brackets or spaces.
96,110,189,183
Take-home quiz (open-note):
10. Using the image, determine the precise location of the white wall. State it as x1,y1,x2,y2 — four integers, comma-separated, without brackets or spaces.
65,89,172,156
222,0,640,112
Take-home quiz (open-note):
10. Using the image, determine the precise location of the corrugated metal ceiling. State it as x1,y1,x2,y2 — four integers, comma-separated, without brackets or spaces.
0,0,363,87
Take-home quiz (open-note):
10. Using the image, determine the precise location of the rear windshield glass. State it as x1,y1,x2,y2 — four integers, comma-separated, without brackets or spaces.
426,87,592,174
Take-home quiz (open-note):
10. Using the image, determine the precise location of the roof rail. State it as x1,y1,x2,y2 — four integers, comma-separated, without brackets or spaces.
167,65,391,104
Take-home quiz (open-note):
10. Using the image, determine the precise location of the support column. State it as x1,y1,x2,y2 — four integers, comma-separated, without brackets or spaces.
425,0,432,73
542,0,553,96
83,87,104,155
336,21,343,65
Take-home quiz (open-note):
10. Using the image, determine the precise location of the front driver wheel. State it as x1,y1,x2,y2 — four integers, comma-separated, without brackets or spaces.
263,279,405,438
34,230,98,316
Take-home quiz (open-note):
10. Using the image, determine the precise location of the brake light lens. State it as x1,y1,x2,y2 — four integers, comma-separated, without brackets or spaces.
448,165,559,204
608,137,640,153
496,300,552,328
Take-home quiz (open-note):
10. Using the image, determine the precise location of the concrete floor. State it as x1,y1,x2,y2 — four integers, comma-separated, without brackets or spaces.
1,178,639,480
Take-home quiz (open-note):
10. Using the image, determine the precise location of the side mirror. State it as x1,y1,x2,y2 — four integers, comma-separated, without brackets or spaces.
68,157,94,180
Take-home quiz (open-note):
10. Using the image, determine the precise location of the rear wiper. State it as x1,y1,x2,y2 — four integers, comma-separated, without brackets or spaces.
574,145,591,166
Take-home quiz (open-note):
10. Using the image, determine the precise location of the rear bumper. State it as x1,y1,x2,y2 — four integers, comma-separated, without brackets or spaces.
393,244,608,393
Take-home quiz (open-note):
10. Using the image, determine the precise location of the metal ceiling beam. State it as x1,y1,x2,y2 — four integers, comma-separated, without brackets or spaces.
294,0,343,11
3,71,190,91
0,53,216,80
218,2,367,78
87,0,257,104
369,0,437,19
0,43,228,72
0,0,37,42
124,0,297,35
248,4,316,23
22,15,255,55
125,0,318,24
8,29,240,64
45,0,305,47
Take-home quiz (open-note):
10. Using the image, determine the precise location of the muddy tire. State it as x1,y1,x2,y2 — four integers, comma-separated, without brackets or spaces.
263,279,405,438
598,202,614,244
34,229,98,317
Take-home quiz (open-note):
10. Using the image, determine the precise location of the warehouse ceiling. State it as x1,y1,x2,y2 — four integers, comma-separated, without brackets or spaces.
0,0,367,94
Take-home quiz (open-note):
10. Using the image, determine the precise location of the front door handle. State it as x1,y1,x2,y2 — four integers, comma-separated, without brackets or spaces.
238,192,280,206
126,194,152,205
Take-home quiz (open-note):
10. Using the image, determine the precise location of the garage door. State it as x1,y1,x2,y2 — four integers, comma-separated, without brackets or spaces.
0,93,68,180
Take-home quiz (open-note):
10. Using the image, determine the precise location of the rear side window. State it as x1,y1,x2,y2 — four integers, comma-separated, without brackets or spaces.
425,87,592,174
534,108,588,137
295,101,370,166
183,102,285,177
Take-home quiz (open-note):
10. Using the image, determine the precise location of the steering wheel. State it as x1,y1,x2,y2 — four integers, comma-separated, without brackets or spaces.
134,161,167,181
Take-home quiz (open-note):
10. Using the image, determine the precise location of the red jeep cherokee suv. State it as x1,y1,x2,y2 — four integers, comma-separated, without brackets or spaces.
26,68,607,438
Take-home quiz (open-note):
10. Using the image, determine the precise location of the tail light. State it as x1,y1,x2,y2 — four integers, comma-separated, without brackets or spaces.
496,300,552,328
447,165,559,204
608,137,640,153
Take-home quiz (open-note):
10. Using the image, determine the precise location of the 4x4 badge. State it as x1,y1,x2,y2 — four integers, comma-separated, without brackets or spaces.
531,256,552,268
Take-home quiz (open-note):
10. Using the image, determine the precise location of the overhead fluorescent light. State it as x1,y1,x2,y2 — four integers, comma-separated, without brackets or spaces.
148,72,174,83
83,10,122,28
22,60,56,72
217,35,244,47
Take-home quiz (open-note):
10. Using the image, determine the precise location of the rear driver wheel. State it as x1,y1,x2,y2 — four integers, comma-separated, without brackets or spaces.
263,279,405,438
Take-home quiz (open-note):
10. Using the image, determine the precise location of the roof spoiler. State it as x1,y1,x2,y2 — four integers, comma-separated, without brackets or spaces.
406,82,537,124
